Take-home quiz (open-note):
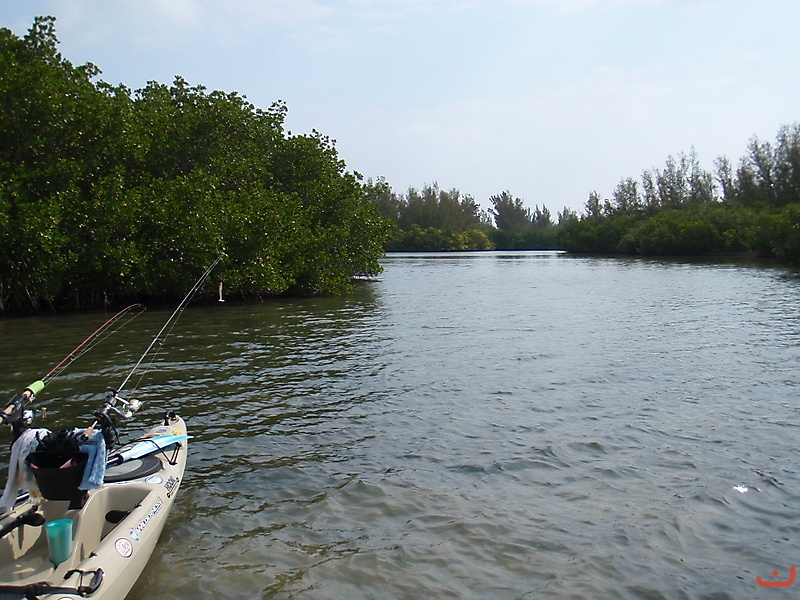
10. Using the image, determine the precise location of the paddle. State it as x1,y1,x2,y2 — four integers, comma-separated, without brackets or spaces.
106,433,191,467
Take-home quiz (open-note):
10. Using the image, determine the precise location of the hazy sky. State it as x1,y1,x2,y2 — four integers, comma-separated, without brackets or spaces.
4,1,798,213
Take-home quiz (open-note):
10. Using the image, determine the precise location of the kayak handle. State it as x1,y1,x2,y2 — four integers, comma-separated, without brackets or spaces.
63,568,104,596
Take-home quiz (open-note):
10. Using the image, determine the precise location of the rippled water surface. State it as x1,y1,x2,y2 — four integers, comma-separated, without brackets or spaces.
2,252,800,599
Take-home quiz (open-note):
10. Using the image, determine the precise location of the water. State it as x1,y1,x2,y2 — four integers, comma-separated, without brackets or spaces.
2,252,800,599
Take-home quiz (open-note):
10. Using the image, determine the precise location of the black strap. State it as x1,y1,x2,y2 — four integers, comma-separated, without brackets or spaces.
0,568,103,599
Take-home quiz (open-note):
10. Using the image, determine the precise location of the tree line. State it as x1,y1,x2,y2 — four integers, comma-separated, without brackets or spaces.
0,17,389,312
376,182,577,251
380,123,800,263
558,126,800,261
3,17,798,314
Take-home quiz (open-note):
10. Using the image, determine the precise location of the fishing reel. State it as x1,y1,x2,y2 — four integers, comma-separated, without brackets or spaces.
1,395,26,427
2,393,46,440
101,390,141,421
91,390,142,447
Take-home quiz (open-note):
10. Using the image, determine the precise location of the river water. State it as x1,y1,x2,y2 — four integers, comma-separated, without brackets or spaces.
1,252,800,599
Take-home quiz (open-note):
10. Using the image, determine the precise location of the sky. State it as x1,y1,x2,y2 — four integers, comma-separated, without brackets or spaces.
3,0,798,215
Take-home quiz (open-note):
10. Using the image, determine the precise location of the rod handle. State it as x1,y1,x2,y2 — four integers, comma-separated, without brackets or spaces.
82,421,97,441
24,380,46,397
2,379,43,421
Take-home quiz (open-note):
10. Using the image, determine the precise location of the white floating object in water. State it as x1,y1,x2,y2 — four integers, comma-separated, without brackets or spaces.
733,484,748,494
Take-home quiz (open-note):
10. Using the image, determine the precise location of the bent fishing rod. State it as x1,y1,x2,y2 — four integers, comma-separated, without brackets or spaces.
1,303,146,438
84,255,223,445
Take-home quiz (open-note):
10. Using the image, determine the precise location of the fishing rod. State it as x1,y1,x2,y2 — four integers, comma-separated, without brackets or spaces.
43,304,147,386
1,304,146,438
85,256,223,445
118,255,223,395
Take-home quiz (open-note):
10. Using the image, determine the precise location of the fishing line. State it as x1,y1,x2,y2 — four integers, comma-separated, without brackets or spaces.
2,304,146,433
43,304,146,386
116,256,223,398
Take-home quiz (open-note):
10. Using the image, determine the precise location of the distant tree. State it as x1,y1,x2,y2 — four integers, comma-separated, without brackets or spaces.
370,177,401,222
490,191,531,231
714,156,735,203
739,137,778,206
531,205,553,228
723,124,800,209
611,177,641,215
774,123,800,206
379,182,495,251
643,149,717,209
641,169,659,213
557,207,579,226
584,191,603,221
385,224,493,252
394,182,488,230
559,122,800,260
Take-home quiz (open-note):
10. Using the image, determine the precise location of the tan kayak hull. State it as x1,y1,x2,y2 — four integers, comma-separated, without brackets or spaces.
0,414,188,599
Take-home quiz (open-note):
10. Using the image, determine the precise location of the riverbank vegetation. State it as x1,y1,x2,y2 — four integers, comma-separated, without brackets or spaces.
380,126,800,260
0,17,389,312
376,183,576,251
557,130,800,263
3,18,799,312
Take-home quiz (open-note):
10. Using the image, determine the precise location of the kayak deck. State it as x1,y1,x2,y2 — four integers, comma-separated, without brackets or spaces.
0,414,187,599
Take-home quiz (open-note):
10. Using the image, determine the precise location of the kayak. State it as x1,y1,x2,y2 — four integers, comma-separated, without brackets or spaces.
0,413,188,599
0,256,221,600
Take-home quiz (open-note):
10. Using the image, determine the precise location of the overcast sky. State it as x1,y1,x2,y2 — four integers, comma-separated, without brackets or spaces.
4,1,798,214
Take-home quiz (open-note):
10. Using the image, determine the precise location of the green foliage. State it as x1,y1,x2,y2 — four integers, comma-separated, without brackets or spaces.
380,183,495,251
391,183,489,231
559,205,766,257
558,215,637,254
489,225,559,250
621,212,722,255
485,191,559,249
0,17,389,311
380,184,563,252
386,225,493,252
559,123,800,262
728,124,800,208
770,205,800,263
490,191,531,232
